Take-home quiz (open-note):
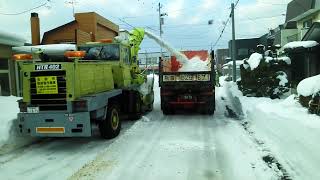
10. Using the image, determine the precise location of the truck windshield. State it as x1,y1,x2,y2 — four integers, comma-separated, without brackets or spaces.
80,44,120,61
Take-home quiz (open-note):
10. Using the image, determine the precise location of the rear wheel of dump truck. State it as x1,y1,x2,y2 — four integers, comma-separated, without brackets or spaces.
206,96,215,115
162,103,174,115
99,104,121,139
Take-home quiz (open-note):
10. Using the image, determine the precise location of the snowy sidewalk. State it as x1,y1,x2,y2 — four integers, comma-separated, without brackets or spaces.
225,81,320,179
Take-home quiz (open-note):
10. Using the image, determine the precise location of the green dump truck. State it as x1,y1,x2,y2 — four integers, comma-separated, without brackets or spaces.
15,28,154,139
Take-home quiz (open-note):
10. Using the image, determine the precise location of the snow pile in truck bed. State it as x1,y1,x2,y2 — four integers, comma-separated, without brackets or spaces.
297,74,320,97
283,41,318,50
247,53,262,70
179,57,210,72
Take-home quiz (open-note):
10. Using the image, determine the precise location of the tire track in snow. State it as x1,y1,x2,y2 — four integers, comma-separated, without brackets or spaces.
222,94,292,180
69,111,168,180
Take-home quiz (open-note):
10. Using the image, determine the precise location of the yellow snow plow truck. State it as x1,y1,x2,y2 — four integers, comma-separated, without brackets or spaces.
14,28,154,139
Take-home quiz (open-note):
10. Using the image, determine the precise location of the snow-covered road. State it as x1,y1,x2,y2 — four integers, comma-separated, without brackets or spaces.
0,78,319,180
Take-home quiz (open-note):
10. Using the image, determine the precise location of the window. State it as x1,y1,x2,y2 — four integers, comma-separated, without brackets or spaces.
303,19,312,29
0,59,8,70
238,48,248,56
0,73,10,96
122,47,130,64
81,44,120,61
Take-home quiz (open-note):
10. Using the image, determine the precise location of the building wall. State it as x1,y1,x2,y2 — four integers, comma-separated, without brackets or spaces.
75,12,96,39
96,24,118,40
42,22,79,44
76,29,92,45
43,12,119,45
281,29,299,46
0,44,12,96
229,38,260,60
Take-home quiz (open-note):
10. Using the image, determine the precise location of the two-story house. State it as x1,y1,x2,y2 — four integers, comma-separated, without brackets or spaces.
274,0,320,46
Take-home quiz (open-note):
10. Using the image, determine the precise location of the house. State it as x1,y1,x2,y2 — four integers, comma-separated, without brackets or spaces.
37,12,119,45
285,22,320,87
0,31,25,95
228,38,260,60
274,0,320,46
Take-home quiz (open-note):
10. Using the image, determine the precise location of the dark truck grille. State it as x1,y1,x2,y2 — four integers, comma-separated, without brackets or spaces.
30,71,67,111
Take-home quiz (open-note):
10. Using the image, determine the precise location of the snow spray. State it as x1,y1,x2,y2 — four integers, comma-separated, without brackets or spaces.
144,30,189,63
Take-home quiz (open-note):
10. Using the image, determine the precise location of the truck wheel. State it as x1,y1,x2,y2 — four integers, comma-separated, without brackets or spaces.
163,104,174,115
206,97,215,115
130,96,142,120
99,104,121,139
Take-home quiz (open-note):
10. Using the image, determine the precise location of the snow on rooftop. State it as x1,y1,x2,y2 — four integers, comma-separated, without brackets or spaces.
283,41,318,50
297,74,320,97
0,30,25,46
247,53,262,70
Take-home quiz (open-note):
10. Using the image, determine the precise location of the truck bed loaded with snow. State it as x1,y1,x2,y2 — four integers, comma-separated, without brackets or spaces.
159,54,215,115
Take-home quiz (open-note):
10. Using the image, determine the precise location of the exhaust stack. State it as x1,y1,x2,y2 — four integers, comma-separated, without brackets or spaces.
31,12,40,45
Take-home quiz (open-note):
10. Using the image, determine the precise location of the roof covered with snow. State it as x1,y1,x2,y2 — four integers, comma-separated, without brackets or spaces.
0,30,25,47
283,41,319,50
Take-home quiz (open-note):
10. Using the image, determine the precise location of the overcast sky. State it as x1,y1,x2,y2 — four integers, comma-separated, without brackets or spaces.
0,0,289,52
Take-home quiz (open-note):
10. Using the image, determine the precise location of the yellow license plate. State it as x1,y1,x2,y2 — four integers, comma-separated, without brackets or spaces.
36,76,58,94
36,127,65,134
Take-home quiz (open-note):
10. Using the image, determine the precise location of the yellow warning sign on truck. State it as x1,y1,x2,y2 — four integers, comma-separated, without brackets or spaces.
36,76,58,94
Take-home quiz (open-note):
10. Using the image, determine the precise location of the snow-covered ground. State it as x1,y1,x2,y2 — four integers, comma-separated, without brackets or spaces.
224,80,320,180
0,76,319,179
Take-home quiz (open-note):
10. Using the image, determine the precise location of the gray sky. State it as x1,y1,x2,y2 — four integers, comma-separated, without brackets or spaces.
0,0,289,53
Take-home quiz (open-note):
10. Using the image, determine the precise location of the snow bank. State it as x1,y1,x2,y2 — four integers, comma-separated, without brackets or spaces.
297,75,320,97
0,96,37,154
283,41,318,50
247,53,262,70
139,74,154,96
179,57,210,72
144,30,188,63
0,96,20,148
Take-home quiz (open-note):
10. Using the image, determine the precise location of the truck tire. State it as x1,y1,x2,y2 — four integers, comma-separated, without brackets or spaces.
206,97,215,115
99,104,121,139
162,104,174,115
130,95,142,120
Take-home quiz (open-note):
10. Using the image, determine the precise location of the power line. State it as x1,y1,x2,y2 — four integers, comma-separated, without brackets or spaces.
211,0,240,49
0,0,50,16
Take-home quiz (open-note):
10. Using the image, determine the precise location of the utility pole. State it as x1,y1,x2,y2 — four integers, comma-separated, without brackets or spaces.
231,3,237,82
158,2,167,58
158,2,163,58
